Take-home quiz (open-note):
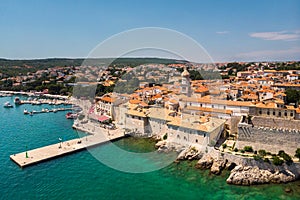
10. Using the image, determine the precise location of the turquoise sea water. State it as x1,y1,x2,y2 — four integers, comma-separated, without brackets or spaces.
0,96,300,200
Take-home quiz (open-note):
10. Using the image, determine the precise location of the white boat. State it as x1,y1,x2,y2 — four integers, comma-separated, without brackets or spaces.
53,109,57,113
3,102,13,108
24,109,29,114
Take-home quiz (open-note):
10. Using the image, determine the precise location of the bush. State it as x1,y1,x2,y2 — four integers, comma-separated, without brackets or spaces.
240,150,245,153
163,133,168,140
295,148,300,161
234,148,238,152
264,158,270,163
278,150,293,163
254,150,257,155
244,146,253,152
258,149,267,157
222,144,227,149
272,156,284,166
254,155,262,161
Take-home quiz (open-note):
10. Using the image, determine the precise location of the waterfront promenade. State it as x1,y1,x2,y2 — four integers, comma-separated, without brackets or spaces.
10,123,126,168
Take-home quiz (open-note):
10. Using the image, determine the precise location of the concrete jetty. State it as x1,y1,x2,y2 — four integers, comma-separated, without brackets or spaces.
25,107,73,115
10,130,126,168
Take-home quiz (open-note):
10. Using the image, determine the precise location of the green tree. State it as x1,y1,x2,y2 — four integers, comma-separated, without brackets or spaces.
285,89,300,104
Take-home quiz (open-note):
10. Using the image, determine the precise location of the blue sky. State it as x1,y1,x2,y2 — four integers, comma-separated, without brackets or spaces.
0,0,300,61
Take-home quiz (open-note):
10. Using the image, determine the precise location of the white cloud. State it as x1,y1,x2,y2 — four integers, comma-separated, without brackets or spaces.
235,47,300,61
249,30,300,41
216,31,229,34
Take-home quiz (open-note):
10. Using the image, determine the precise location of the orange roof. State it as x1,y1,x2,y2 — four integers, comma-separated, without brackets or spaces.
169,99,178,104
100,96,115,103
139,102,148,107
185,106,232,115
181,97,253,107
129,99,141,104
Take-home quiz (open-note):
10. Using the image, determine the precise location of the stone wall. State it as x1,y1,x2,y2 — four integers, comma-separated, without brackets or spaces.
252,116,300,130
236,126,300,155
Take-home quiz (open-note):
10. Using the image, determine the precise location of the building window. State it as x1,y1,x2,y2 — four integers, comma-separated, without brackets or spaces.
278,112,281,117
212,105,214,108
273,111,275,115
267,111,270,115
284,112,287,117
200,104,202,107
224,106,226,109
195,139,198,143
259,110,262,115
291,112,293,117
184,136,187,141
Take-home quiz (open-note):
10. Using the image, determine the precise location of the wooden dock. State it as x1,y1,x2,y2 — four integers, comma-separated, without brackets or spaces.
10,131,126,168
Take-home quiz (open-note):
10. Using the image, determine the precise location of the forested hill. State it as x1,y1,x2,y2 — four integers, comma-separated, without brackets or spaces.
0,57,188,76
0,57,187,67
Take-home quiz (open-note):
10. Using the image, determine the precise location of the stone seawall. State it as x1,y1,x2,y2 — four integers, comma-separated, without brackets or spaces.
236,126,300,155
252,116,300,130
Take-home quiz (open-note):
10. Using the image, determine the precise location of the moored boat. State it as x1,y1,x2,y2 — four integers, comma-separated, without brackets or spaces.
14,97,22,105
66,112,78,119
24,109,29,114
4,102,13,108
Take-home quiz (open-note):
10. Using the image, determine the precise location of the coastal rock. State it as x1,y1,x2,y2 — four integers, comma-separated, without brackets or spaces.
156,140,185,153
177,146,202,161
225,162,237,171
226,165,297,185
155,140,167,149
210,159,227,175
195,154,214,169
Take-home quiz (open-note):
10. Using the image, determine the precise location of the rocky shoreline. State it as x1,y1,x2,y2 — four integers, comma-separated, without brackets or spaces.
156,141,300,186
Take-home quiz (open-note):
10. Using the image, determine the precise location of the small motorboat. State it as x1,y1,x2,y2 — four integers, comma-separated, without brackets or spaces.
24,109,29,114
66,112,78,119
3,102,13,108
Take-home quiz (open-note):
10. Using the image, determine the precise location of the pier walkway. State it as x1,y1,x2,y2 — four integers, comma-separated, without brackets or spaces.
10,129,126,168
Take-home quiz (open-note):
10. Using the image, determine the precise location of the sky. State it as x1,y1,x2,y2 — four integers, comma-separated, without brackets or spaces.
0,0,300,62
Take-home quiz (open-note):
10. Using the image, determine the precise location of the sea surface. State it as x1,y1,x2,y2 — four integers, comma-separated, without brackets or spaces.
0,96,300,200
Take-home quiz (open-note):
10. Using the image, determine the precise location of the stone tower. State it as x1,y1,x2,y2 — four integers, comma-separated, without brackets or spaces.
180,67,192,97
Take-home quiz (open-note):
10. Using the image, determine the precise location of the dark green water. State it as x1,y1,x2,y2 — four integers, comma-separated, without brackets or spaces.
0,96,299,200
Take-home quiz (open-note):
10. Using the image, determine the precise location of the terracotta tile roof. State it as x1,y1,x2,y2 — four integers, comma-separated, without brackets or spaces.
185,106,233,115
181,97,254,107
100,96,115,103
129,99,141,104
